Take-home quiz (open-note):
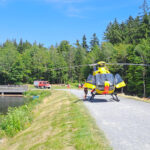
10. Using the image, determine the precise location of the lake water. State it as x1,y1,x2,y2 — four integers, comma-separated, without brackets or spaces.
0,96,27,114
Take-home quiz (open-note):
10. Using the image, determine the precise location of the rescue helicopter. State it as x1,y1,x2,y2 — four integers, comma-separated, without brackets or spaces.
83,61,126,102
50,60,150,102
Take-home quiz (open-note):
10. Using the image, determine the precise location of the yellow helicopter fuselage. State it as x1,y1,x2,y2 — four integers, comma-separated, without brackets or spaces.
94,66,115,94
84,61,126,95
84,66,115,94
93,66,110,75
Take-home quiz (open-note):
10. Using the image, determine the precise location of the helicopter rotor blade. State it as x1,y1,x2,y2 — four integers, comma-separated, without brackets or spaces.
49,63,97,71
106,63,150,67
88,63,98,66
48,62,150,71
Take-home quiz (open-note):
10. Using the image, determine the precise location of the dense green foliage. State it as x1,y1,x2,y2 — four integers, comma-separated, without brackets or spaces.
0,1,150,97
0,90,51,137
103,3,150,97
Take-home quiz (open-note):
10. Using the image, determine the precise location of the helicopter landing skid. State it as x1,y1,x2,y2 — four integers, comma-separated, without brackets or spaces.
111,93,120,102
89,92,96,102
89,92,120,102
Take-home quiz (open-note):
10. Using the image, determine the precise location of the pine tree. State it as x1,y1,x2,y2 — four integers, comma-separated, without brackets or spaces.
139,0,150,16
17,38,24,53
104,22,113,41
90,33,99,48
126,16,136,44
13,39,17,47
104,19,122,44
82,35,88,50
139,14,150,39
57,40,70,53
23,40,32,50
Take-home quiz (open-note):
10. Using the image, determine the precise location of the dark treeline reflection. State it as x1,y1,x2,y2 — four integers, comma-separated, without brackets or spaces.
0,96,26,114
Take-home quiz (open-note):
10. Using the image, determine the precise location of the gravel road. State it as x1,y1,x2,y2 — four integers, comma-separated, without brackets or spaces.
63,89,150,150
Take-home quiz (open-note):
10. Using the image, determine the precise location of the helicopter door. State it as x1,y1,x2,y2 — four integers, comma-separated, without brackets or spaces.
115,74,126,88
84,74,96,89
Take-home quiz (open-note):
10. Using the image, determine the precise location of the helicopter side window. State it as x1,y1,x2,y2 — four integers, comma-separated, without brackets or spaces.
92,76,96,85
87,74,96,85
115,74,123,85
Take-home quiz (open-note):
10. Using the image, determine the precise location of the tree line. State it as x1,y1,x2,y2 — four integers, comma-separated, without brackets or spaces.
103,0,150,97
0,0,150,97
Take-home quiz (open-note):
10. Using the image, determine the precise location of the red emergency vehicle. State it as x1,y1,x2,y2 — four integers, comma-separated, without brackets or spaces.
34,81,51,89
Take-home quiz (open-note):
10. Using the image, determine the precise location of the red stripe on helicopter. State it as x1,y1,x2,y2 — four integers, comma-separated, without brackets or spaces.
102,86,109,94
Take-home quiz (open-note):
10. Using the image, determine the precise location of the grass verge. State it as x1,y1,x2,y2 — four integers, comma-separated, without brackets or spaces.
118,93,150,103
0,90,51,137
0,90,112,150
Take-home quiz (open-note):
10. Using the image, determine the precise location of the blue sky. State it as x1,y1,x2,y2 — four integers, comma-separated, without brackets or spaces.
0,0,147,47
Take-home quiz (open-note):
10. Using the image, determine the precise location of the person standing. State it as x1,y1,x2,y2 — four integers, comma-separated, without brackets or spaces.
84,87,88,99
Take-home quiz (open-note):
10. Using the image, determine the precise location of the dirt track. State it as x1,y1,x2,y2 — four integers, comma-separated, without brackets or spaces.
64,89,150,150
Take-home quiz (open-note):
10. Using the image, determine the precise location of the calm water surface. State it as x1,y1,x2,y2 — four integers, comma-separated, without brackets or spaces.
0,96,27,114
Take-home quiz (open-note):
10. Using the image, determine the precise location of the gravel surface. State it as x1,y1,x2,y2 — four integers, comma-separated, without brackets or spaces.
62,89,150,150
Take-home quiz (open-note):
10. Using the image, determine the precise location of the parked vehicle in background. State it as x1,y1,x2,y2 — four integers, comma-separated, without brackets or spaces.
34,81,51,89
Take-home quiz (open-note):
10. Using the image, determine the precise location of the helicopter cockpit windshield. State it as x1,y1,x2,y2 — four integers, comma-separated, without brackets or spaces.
95,73,115,90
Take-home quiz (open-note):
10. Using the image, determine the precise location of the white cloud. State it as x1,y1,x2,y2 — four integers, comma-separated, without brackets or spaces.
66,6,83,18
44,0,86,18
67,6,80,14
0,0,88,18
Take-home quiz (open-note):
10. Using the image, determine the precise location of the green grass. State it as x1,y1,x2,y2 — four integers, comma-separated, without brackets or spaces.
50,93,111,150
51,83,81,90
28,83,81,90
0,90,112,150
